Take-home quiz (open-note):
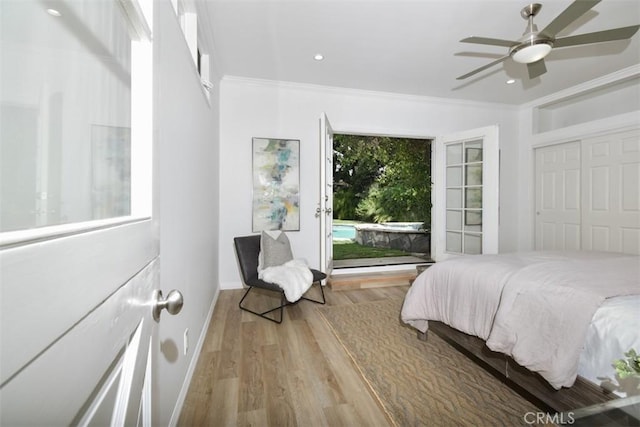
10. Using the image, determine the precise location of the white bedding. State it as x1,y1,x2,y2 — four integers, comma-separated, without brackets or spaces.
401,252,554,338
486,255,639,389
401,251,640,392
579,295,640,396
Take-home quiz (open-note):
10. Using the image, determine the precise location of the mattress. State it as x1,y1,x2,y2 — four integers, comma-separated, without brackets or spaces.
401,250,640,392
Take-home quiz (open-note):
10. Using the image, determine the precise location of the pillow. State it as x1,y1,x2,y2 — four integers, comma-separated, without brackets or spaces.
258,230,293,271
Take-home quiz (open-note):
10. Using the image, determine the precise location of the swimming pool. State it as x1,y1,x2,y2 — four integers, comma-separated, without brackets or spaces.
334,222,429,253
333,225,356,240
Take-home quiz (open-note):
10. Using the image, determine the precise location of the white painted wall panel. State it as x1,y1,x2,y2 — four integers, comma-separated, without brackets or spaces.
218,78,521,288
153,1,221,423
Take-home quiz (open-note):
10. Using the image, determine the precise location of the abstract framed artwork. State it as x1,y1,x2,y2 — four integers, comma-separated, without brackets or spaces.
252,138,300,231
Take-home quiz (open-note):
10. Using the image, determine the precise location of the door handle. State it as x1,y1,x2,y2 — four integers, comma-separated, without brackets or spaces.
325,208,332,215
152,290,184,321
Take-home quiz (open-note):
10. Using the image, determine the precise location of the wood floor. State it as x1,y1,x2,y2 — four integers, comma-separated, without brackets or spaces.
178,284,409,427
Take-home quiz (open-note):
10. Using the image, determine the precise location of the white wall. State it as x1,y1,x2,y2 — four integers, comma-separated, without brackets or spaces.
218,78,522,289
515,67,640,252
153,1,220,424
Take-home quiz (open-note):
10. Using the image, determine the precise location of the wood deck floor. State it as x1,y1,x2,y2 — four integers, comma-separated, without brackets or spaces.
178,285,409,427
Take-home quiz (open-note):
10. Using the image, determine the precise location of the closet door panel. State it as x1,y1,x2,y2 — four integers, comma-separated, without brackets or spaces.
582,130,640,255
535,141,581,251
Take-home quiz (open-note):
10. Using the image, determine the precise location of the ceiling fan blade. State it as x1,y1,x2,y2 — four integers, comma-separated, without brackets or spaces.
553,25,640,48
460,36,517,48
527,59,547,79
540,0,601,38
456,55,510,80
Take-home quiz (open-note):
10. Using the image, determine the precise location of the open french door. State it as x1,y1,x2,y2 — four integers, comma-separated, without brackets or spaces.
319,113,334,277
432,125,499,261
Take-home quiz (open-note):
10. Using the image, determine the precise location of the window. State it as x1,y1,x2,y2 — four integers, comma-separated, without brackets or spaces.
0,0,152,242
445,140,484,254
171,0,212,100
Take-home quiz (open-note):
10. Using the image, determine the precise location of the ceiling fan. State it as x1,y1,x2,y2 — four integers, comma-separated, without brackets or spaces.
457,0,640,80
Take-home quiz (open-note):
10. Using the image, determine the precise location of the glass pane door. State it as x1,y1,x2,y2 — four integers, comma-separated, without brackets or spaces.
433,126,498,261
445,139,484,254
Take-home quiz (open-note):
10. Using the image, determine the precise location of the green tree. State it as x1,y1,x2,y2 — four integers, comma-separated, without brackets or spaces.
333,135,431,228
333,135,385,219
374,138,431,228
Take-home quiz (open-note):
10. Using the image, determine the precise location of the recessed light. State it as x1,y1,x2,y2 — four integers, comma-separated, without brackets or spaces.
47,8,61,17
506,79,516,85
314,54,324,61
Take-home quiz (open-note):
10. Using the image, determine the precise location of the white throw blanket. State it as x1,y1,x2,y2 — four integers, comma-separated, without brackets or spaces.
259,259,313,302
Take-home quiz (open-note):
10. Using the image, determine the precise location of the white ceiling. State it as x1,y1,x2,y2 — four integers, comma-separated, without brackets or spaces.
198,0,640,105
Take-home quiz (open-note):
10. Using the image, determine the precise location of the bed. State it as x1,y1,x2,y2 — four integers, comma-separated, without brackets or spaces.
401,251,640,411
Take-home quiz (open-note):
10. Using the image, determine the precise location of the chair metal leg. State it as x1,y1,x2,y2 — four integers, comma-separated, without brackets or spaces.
300,281,326,305
240,281,325,323
238,286,287,324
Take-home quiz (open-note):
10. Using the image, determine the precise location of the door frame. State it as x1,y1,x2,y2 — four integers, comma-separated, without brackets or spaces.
319,113,334,277
321,121,436,274
432,125,500,261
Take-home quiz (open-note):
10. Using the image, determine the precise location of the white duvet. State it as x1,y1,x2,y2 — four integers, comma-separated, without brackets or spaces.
579,294,640,396
401,251,640,391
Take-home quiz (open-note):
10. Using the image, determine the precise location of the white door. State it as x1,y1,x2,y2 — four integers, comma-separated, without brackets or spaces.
534,141,582,251
432,126,499,261
582,129,640,254
0,1,176,424
319,113,334,276
1,243,160,426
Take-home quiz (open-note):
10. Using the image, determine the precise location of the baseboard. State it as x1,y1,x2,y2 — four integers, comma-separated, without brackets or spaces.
220,280,243,290
169,286,220,426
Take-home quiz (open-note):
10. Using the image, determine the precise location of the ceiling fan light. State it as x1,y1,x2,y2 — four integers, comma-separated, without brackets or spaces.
512,42,552,64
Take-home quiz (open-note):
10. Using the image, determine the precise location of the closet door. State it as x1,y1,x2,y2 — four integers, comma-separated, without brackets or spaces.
535,141,582,250
582,130,640,254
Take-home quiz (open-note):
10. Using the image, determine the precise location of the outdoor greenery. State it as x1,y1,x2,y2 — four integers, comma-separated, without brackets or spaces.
333,241,409,260
613,349,640,380
333,134,431,228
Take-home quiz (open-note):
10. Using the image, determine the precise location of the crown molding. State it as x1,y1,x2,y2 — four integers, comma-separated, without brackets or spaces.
220,75,514,110
522,64,640,110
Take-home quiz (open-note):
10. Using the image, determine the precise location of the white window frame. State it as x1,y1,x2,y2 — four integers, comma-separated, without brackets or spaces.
0,0,153,248
171,0,213,103
432,125,500,261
